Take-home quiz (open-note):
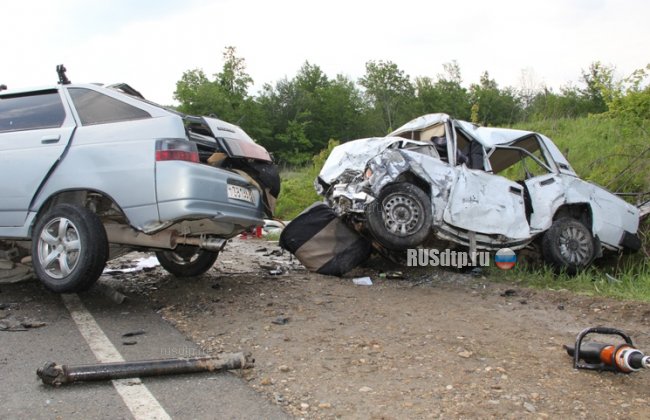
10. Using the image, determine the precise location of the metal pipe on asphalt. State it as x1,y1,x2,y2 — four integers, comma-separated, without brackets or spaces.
37,352,254,386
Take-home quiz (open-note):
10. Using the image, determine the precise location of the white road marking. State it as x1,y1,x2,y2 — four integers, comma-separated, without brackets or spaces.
62,293,171,420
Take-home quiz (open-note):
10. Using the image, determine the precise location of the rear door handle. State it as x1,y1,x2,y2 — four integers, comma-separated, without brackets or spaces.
509,186,523,195
41,134,61,144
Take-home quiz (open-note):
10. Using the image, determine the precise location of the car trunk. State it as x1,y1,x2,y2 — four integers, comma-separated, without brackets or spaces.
184,116,280,218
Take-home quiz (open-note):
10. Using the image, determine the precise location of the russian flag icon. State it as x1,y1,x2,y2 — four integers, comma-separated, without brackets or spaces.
495,248,516,270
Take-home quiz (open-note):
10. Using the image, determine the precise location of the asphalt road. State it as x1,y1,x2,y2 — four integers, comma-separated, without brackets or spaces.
0,279,287,420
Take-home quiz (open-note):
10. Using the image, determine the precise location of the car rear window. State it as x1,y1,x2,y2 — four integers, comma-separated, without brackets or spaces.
68,88,151,125
0,90,66,133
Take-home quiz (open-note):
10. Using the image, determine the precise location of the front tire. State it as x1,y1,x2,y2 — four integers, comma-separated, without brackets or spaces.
366,182,432,250
156,246,218,277
31,204,108,293
542,217,595,275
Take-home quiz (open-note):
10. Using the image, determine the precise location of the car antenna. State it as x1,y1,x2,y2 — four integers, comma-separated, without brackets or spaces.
0,84,6,91
56,64,71,85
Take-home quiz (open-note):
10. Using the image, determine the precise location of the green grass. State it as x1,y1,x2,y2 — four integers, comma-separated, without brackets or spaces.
488,253,650,301
274,140,338,220
274,167,321,220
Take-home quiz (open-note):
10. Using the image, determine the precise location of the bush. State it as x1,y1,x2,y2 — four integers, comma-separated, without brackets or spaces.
274,139,340,220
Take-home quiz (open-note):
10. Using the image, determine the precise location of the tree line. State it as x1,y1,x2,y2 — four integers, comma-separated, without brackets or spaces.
174,46,649,165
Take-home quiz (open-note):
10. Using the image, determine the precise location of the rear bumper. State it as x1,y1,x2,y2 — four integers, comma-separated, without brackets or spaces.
155,162,265,234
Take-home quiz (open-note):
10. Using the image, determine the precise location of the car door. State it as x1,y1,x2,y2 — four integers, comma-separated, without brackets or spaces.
524,173,565,232
0,89,75,228
443,165,531,239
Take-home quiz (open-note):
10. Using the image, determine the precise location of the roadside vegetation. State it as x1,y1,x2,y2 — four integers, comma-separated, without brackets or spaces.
174,47,649,300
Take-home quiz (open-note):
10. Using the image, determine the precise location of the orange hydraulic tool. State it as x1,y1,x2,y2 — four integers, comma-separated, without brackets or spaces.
564,327,649,373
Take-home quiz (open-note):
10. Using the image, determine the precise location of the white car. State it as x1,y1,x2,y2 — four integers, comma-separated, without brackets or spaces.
317,114,641,273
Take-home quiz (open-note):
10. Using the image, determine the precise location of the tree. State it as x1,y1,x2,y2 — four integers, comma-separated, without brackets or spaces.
173,46,254,123
359,60,414,133
216,46,253,99
579,61,616,114
255,62,367,164
469,71,522,125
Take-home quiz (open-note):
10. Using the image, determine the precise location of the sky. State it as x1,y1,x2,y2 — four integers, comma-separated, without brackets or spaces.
2,0,649,105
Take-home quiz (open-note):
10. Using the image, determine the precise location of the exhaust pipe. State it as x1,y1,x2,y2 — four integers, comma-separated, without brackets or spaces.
176,236,227,252
104,224,226,252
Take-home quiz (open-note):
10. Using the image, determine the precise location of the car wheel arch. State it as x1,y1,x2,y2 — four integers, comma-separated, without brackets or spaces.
394,172,432,198
30,189,128,235
552,203,593,231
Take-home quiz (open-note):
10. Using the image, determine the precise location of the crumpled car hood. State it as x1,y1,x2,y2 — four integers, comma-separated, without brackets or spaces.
319,136,430,185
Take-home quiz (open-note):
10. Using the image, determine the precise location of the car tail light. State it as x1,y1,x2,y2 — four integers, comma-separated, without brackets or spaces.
155,139,199,163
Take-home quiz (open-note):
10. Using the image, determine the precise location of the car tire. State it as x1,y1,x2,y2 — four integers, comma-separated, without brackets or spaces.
366,182,432,250
31,203,108,293
156,246,218,277
542,217,595,275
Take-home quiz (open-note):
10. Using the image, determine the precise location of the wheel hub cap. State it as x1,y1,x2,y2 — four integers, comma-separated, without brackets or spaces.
382,194,422,237
559,226,590,265
37,217,81,279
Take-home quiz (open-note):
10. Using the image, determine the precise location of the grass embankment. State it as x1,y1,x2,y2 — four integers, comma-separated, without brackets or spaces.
274,117,650,301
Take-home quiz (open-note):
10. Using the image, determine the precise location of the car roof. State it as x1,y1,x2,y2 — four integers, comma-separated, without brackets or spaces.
390,113,537,148
454,120,535,148
0,85,60,97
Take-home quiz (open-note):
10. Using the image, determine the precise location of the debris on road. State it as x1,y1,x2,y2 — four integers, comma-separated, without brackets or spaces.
353,277,373,286
500,289,517,297
0,260,33,284
379,271,404,279
122,330,146,338
271,316,290,325
0,315,47,331
102,256,160,275
37,352,255,386
268,266,286,276
93,281,127,304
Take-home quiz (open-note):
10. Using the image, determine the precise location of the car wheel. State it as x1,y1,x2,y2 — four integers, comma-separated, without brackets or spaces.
366,182,432,250
31,203,108,293
542,217,595,274
156,245,218,277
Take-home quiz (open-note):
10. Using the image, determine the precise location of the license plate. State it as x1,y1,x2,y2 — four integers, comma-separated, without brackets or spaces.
227,184,254,203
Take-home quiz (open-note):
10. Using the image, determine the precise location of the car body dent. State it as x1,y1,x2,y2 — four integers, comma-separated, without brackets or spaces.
443,166,529,239
562,176,639,248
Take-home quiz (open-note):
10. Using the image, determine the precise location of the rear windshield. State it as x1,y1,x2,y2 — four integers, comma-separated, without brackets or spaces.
0,90,65,132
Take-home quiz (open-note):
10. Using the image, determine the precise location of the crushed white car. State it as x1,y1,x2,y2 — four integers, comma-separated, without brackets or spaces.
316,114,641,273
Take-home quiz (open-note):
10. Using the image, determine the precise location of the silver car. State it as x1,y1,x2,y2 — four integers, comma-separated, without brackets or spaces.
0,69,278,292
317,114,641,273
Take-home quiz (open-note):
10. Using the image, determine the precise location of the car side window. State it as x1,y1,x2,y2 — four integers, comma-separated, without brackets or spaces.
68,88,151,125
0,91,66,133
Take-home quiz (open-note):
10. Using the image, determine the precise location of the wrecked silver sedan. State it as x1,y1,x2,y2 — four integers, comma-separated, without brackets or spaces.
316,114,641,273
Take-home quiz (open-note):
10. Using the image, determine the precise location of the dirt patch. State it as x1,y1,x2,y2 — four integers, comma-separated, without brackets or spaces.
107,238,650,419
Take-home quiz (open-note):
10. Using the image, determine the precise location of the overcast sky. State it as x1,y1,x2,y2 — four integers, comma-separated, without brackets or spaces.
2,0,648,105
